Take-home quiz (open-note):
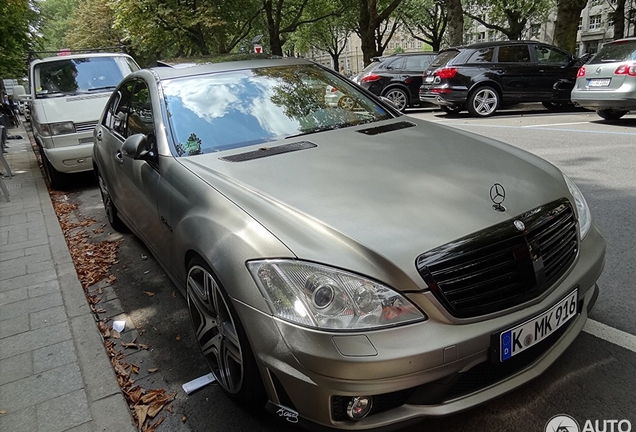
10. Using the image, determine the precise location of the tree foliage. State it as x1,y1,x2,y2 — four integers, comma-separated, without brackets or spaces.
356,0,406,65
64,0,122,50
0,0,42,78
553,0,588,52
39,0,81,51
294,16,353,72
464,0,555,40
398,0,447,50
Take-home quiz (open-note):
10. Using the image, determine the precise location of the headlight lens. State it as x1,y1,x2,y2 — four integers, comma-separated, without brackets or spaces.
41,121,76,136
247,260,426,330
564,174,591,239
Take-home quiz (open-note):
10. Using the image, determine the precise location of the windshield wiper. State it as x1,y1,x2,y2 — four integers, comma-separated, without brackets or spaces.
285,125,338,139
87,85,117,92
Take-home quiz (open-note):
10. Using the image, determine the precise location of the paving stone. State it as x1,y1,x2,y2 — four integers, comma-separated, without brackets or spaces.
24,244,51,258
0,320,71,360
33,339,77,374
0,291,63,322
0,313,29,338
0,248,23,262
27,279,61,299
89,394,135,432
0,362,83,411
0,405,37,432
0,268,57,292
0,287,27,306
0,352,33,386
30,305,67,330
36,388,91,432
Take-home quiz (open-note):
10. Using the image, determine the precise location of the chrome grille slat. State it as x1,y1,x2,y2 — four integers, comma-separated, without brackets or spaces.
417,199,578,318
75,121,98,133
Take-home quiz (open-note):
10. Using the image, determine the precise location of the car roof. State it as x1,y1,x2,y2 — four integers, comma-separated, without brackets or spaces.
151,55,314,80
30,52,132,65
443,39,549,52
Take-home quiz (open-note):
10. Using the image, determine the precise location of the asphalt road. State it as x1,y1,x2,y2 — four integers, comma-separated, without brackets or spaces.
47,104,636,432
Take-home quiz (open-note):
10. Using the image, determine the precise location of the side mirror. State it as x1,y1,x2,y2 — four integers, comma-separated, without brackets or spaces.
121,134,152,159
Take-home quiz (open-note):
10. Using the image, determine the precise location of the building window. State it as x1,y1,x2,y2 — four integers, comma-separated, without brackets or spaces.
478,32,485,42
530,24,541,38
578,17,582,30
589,15,602,30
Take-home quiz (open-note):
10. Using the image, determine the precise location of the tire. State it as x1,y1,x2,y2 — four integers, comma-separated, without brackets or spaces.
41,150,67,190
542,101,570,111
186,258,265,404
467,86,499,117
440,105,463,115
382,87,409,112
96,170,127,232
597,109,628,121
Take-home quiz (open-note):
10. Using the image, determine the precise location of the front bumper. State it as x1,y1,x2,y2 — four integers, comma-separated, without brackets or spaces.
239,225,606,430
38,133,94,174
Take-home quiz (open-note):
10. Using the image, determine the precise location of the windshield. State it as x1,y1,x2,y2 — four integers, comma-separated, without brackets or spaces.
34,56,138,98
591,41,636,63
162,64,394,156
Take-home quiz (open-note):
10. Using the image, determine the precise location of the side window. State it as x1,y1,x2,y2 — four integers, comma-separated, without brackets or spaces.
381,57,405,71
467,48,495,63
534,46,571,66
127,81,154,138
405,55,433,71
497,46,531,63
111,81,134,137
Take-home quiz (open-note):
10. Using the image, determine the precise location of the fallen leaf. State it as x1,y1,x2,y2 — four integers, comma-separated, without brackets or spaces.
172,291,176,298
121,341,138,349
134,404,149,429
138,343,149,350
182,415,187,423
111,330,121,339
148,368,159,373
175,335,181,341
131,364,140,374
143,291,155,297
0,410,6,415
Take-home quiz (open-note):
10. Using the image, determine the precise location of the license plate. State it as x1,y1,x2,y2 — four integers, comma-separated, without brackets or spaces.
499,289,578,362
425,76,434,83
588,78,611,87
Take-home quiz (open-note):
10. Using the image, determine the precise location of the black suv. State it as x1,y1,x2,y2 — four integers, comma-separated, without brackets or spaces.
419,41,583,117
353,52,437,111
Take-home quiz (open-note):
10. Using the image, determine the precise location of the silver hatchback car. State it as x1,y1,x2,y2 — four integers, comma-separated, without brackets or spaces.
93,57,605,430
571,37,636,120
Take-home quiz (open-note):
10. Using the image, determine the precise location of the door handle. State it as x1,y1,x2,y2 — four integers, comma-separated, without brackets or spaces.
115,150,124,164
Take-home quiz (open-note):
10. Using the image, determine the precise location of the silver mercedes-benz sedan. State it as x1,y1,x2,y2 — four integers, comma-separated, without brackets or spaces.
93,56,605,430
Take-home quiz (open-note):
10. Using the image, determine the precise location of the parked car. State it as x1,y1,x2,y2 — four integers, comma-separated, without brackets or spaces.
23,51,139,188
93,56,605,431
325,85,356,109
571,37,636,120
419,41,583,117
353,52,438,111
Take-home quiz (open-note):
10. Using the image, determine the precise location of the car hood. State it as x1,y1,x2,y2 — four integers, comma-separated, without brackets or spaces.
179,118,570,291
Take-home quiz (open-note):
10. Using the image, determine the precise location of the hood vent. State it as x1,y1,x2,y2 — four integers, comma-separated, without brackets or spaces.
219,141,317,162
357,121,416,136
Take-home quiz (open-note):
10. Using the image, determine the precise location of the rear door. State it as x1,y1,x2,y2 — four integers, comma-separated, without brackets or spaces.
495,44,539,101
532,44,577,100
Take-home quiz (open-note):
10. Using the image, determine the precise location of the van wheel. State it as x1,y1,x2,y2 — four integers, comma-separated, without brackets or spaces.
41,151,66,190
467,86,499,117
597,109,628,121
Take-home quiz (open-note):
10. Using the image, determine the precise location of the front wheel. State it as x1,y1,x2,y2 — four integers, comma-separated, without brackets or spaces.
97,170,127,232
186,258,265,404
467,86,499,117
597,109,628,121
383,88,409,112
41,149,66,190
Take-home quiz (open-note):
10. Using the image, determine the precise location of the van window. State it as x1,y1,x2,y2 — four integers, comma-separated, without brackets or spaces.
34,56,137,98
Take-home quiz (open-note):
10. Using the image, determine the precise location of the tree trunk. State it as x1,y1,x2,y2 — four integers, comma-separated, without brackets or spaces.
445,0,464,46
613,0,626,40
554,0,588,53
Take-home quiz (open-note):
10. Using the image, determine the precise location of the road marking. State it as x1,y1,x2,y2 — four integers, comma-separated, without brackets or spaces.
523,121,591,128
583,319,636,353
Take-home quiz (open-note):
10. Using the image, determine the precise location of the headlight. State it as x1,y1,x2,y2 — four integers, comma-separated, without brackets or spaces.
247,260,426,331
564,174,591,239
41,121,76,136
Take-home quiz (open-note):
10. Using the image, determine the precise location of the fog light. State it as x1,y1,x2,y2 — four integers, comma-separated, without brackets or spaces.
346,396,373,420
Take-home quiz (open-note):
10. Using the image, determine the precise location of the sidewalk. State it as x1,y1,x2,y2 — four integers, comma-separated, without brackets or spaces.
0,120,135,432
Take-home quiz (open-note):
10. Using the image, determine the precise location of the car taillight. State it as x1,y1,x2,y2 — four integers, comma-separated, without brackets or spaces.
330,87,339,92
614,63,636,76
361,73,381,83
435,67,458,79
577,67,586,78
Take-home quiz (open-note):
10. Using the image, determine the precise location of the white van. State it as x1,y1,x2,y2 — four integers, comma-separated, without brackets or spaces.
26,52,139,188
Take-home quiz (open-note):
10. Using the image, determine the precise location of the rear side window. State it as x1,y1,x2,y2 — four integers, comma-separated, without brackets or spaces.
378,57,405,70
497,46,531,63
404,55,434,71
591,41,636,62
430,50,460,68
534,45,571,65
467,48,494,63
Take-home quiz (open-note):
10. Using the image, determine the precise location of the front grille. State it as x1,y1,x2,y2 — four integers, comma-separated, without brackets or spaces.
417,199,578,318
75,120,98,133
